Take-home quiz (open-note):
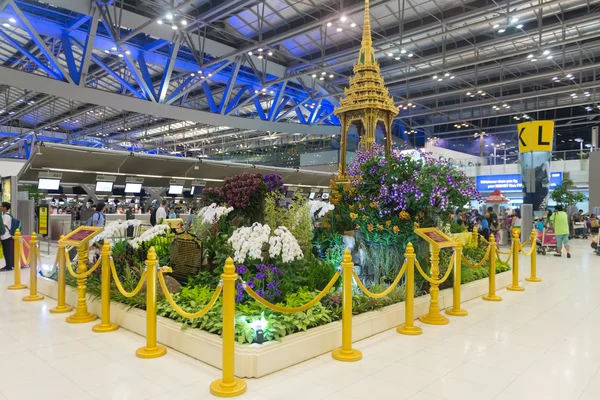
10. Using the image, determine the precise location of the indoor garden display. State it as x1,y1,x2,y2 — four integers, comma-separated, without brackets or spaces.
53,161,507,345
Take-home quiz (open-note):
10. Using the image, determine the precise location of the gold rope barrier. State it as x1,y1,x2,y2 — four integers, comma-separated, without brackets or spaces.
352,260,407,299
525,229,541,283
496,249,512,264
136,249,166,359
417,246,454,325
414,255,454,285
460,247,491,270
158,269,222,319
39,253,59,278
244,271,340,314
66,256,102,279
482,234,502,301
446,242,467,317
66,244,98,324
22,233,44,302
397,243,423,335
50,236,73,314
519,241,535,257
506,231,524,291
109,258,148,298
8,229,26,290
20,239,32,266
93,242,119,333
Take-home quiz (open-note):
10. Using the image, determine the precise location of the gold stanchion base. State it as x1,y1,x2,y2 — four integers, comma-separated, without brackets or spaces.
445,308,468,317
8,284,27,290
92,323,119,333
332,347,362,362
49,305,73,314
506,285,525,292
419,313,450,325
66,312,97,324
396,324,423,336
136,345,167,359
210,378,247,398
526,277,542,282
482,294,502,302
22,294,44,302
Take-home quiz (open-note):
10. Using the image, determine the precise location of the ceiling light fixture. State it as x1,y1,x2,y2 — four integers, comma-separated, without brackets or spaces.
181,20,187,26
407,53,413,57
336,27,343,32
498,28,506,33
166,12,173,20
9,18,16,23
400,49,407,54
157,20,163,24
351,23,357,28
171,24,178,30
327,22,332,27
2,23,10,28
527,54,534,58
543,50,550,55
493,24,500,29
510,17,519,23
516,24,523,29
340,16,347,22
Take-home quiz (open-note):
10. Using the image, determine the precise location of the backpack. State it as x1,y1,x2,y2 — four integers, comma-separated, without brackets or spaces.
0,213,5,236
86,212,101,226
150,208,157,226
4,213,21,236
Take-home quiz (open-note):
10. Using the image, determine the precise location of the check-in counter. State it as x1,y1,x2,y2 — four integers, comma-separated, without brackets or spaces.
49,214,73,241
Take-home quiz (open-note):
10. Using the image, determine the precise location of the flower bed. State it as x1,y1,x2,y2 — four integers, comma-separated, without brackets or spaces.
56,150,502,345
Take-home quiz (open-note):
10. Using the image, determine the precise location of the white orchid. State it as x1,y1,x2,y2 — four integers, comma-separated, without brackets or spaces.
309,200,335,219
269,226,303,263
229,223,303,264
90,219,143,245
130,224,170,249
196,203,234,224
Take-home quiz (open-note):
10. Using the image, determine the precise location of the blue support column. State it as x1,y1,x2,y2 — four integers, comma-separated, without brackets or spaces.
252,96,267,120
61,32,80,83
157,40,181,103
219,59,241,114
0,29,61,79
137,53,158,102
7,0,73,83
272,95,291,121
90,54,145,98
268,82,288,121
202,81,218,112
225,85,251,115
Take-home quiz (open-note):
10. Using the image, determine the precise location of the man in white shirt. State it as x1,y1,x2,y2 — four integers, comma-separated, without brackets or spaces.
155,199,168,224
0,202,14,271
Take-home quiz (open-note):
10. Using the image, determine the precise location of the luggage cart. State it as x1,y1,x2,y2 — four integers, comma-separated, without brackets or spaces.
574,221,588,239
540,228,557,255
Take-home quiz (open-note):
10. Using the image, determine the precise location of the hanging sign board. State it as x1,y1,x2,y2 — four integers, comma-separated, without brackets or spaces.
59,226,103,247
414,227,456,249
517,121,555,153
38,205,49,236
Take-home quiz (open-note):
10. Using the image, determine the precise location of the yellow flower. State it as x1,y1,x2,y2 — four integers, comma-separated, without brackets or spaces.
349,212,358,220
385,220,392,227
399,211,411,220
323,222,331,229
370,201,379,208
393,226,400,234
356,224,360,229
414,222,420,229
349,204,355,211
367,224,374,232
362,215,368,221
377,224,384,231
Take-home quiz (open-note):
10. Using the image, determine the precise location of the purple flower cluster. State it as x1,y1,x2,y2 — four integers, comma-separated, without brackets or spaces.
263,173,287,194
235,264,283,303
429,186,449,210
378,179,423,211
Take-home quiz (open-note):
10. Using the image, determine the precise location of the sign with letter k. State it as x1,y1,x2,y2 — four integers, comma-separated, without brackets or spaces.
517,121,554,153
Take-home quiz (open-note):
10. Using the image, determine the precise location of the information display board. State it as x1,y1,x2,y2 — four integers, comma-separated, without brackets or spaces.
476,172,562,192
38,205,49,236
414,227,456,249
59,226,103,247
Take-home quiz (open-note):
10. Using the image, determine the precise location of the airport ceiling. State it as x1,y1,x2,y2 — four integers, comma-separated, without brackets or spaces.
0,0,598,163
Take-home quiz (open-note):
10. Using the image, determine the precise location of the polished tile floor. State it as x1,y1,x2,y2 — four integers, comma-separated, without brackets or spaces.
0,240,599,400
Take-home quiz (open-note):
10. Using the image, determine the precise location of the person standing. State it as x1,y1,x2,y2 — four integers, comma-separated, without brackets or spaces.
155,199,168,224
550,205,571,258
90,202,106,227
0,202,14,271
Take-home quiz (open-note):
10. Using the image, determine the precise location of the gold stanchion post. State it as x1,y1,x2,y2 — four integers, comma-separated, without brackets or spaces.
93,242,119,332
446,242,467,316
22,232,44,302
526,229,541,282
210,257,246,397
66,244,97,323
472,227,478,245
136,247,167,358
507,231,524,291
8,228,26,290
50,236,73,313
482,234,502,301
332,249,362,361
419,245,450,325
397,243,423,335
